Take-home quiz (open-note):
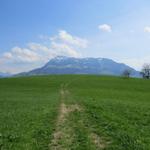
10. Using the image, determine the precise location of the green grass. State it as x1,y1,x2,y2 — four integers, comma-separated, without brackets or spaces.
67,76,150,150
0,75,150,149
0,76,62,150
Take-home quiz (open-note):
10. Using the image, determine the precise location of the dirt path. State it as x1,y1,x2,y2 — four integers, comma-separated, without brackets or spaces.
49,84,109,150
90,133,108,149
49,85,81,150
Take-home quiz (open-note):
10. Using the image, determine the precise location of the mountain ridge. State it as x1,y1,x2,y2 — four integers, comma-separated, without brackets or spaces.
0,72,12,78
16,56,140,77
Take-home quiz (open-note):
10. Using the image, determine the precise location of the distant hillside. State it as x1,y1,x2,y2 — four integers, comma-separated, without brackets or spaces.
0,72,12,78
17,56,140,77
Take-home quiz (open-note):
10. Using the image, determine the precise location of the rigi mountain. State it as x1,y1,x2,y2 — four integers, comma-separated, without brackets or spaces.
17,56,140,77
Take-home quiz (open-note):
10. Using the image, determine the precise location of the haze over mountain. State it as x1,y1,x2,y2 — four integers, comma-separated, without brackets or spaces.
17,56,139,77
0,72,12,78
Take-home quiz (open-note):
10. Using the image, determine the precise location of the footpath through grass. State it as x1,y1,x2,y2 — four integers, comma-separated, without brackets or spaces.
0,75,150,150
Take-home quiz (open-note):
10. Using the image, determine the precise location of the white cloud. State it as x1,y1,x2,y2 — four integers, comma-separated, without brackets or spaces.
28,43,49,52
144,26,150,33
0,30,88,73
98,24,112,32
51,42,80,57
57,30,88,48
3,47,41,63
3,52,12,59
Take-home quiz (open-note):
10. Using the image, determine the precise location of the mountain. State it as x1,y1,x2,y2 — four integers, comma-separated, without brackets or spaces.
0,72,12,78
17,56,140,77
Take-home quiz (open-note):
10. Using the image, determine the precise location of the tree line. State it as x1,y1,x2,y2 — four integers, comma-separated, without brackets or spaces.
122,63,150,79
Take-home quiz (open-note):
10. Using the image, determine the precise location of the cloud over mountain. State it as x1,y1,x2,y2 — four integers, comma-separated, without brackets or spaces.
0,30,88,73
98,24,112,32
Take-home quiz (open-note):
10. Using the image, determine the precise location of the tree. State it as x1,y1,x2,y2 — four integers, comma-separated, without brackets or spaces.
122,69,131,78
141,64,150,79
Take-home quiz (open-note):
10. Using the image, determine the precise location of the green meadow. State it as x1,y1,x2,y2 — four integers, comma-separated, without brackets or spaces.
0,75,150,150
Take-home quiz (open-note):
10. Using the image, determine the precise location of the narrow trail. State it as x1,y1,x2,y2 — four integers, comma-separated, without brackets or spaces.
49,84,81,150
49,83,109,150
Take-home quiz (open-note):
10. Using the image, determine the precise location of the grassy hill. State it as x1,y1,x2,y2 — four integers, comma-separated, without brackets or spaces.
0,75,150,149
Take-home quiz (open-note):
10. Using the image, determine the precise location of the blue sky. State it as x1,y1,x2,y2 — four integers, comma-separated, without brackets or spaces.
0,0,150,73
